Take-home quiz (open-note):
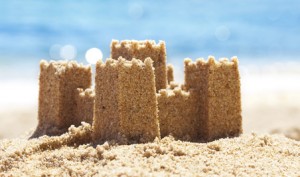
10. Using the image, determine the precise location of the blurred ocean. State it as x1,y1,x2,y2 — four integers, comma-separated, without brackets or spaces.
1,0,300,70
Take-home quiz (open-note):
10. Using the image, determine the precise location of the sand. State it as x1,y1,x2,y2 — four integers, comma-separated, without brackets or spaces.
0,123,299,176
271,127,300,141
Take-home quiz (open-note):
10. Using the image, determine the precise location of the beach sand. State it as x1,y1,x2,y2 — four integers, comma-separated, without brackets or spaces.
0,123,299,176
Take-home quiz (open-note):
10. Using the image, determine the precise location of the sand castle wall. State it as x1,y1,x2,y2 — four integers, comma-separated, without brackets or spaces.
157,87,199,140
93,57,160,144
74,88,95,125
111,40,167,91
32,60,92,137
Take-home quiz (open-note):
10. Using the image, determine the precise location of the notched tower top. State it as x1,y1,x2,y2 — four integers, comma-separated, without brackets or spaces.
98,57,154,69
40,60,91,74
184,56,239,67
111,40,165,54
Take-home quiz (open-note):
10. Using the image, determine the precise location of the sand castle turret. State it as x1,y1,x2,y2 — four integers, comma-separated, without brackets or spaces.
32,60,92,137
111,40,167,91
32,40,242,143
183,56,242,140
93,57,160,143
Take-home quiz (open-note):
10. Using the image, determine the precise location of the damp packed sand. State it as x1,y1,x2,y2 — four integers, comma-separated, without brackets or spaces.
0,123,299,176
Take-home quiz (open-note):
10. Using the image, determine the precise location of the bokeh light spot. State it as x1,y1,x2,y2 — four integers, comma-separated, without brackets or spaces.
85,48,103,64
49,44,62,60
60,45,77,60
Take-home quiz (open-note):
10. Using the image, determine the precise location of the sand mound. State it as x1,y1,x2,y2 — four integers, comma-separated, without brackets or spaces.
271,127,300,141
0,123,299,176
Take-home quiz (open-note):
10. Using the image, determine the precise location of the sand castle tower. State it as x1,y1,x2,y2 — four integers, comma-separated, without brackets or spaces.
183,57,242,141
111,40,167,91
32,60,92,137
93,57,160,144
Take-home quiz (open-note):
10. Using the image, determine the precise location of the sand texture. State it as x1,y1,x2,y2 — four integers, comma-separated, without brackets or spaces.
0,123,299,176
271,127,300,141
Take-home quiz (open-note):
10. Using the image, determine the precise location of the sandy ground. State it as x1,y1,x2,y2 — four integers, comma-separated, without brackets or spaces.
0,123,299,176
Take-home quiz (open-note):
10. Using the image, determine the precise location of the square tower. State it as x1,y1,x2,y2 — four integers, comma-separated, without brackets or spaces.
93,57,160,144
184,56,242,141
32,60,92,137
111,40,167,91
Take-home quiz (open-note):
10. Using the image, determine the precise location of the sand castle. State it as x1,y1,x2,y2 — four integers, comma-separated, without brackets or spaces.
32,40,242,143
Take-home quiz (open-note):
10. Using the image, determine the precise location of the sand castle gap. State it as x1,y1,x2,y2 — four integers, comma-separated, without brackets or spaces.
32,40,242,144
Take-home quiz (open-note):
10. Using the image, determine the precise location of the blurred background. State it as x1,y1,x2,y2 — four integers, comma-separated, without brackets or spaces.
0,0,299,140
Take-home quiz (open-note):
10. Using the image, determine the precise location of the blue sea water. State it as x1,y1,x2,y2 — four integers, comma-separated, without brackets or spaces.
0,0,300,67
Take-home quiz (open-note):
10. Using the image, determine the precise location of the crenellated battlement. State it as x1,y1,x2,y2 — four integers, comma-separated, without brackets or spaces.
111,40,165,55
